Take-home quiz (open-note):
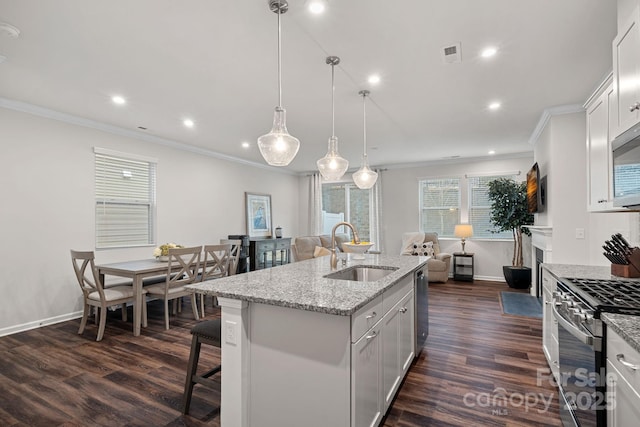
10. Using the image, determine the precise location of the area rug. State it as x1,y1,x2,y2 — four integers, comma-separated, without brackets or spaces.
500,291,542,318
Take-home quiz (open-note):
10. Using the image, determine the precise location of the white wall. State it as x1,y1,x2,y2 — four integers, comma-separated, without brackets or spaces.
0,107,300,335
533,111,640,265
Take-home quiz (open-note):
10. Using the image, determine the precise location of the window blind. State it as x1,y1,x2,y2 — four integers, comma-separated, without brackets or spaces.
468,174,517,239
419,178,460,237
95,149,156,248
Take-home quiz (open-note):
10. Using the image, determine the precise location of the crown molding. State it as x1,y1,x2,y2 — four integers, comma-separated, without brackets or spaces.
528,104,585,147
0,97,298,175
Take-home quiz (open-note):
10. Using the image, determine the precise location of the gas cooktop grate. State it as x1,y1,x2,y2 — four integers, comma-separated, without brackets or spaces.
564,278,640,309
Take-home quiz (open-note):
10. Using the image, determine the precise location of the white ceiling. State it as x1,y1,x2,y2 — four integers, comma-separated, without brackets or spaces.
0,0,617,173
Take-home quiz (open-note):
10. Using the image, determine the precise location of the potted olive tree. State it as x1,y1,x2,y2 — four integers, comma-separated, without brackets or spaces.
487,177,534,289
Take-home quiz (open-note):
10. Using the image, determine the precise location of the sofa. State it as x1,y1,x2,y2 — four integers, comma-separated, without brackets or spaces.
292,233,351,261
400,232,452,283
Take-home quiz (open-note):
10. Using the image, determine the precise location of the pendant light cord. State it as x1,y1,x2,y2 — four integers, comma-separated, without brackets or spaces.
331,63,335,137
277,6,282,108
362,92,367,157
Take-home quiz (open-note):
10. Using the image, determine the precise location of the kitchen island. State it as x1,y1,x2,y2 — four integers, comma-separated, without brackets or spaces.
187,253,428,427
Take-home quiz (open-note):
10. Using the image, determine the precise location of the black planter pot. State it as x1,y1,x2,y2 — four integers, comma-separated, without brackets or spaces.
503,266,532,289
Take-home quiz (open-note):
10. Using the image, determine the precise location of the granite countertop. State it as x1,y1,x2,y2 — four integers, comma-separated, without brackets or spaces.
186,254,427,316
542,263,640,282
602,313,640,353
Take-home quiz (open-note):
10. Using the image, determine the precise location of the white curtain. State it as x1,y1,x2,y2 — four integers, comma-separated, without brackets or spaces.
370,169,384,252
309,173,323,236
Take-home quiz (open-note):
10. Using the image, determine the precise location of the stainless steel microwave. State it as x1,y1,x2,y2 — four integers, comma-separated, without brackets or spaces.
612,124,640,209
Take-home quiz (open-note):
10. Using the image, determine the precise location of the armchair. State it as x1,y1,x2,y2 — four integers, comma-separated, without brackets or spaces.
400,232,452,283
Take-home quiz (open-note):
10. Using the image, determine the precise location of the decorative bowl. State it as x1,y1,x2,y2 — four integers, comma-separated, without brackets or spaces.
342,242,374,254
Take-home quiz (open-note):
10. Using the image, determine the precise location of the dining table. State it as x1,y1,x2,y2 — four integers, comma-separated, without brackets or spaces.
96,258,176,336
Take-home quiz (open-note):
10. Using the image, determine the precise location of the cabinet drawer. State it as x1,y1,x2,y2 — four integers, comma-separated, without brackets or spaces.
608,327,640,394
382,274,412,314
257,241,277,251
275,240,290,250
352,295,383,342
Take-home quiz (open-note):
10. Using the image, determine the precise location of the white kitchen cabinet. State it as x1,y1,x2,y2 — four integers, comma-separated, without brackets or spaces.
352,319,383,427
382,289,415,412
586,79,616,211
606,327,640,426
612,6,640,139
541,268,559,382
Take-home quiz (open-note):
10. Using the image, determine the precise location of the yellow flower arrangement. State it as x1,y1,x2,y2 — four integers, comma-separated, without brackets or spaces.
153,242,184,258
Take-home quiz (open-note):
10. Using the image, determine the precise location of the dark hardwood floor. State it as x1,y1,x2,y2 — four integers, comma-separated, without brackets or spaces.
0,280,562,426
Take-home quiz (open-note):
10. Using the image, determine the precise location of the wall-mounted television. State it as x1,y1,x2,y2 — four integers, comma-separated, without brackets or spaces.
526,162,546,213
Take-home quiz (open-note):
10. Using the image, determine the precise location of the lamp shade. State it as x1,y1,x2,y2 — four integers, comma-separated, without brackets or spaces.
317,136,349,181
352,159,378,189
258,107,300,166
454,224,474,239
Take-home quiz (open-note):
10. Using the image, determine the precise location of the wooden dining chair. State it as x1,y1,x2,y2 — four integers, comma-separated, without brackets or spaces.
145,246,201,330
71,250,147,341
220,239,242,276
198,244,232,317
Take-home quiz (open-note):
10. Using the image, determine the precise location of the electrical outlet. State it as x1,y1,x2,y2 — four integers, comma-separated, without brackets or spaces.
225,320,237,345
575,228,585,239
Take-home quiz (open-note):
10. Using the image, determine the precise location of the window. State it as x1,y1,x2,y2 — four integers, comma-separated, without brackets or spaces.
95,148,157,248
468,174,518,239
322,182,372,242
419,178,460,237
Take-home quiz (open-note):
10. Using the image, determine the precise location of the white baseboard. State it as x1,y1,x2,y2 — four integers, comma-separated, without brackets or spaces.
474,275,507,282
0,311,83,337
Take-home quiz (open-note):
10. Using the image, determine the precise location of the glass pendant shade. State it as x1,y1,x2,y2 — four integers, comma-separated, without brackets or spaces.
352,155,378,189
317,55,348,180
317,136,349,180
258,0,299,167
258,106,300,167
353,89,378,189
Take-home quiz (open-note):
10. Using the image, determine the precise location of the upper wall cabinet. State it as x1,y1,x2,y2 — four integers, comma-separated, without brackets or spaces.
586,79,615,211
612,6,640,139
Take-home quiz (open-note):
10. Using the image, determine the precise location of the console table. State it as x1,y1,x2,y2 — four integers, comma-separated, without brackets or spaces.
249,237,291,271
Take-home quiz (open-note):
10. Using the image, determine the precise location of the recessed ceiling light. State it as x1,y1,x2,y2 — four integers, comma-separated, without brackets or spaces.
488,150,496,155
0,22,20,39
111,95,126,105
368,74,381,85
481,47,498,58
488,102,501,110
308,0,326,14
183,118,195,128
241,141,250,149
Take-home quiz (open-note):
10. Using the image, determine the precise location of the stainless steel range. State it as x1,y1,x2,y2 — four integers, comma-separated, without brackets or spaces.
554,277,640,427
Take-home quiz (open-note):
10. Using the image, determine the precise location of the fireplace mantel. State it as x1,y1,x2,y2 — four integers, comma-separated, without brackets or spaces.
529,226,552,297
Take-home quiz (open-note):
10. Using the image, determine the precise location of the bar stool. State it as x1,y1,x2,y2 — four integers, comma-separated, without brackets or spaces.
181,318,222,414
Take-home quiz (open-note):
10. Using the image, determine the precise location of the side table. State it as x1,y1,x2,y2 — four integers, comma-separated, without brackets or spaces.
453,252,474,282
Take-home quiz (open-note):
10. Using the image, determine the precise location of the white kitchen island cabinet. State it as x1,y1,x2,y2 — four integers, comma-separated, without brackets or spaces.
188,254,427,427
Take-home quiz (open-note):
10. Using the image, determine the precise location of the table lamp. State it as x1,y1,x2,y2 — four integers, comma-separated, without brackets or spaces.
454,224,473,254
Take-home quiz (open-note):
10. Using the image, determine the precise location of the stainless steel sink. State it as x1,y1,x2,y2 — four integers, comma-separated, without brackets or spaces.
324,266,399,282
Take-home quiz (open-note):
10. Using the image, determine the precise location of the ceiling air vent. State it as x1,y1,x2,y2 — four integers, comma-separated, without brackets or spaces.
442,42,462,64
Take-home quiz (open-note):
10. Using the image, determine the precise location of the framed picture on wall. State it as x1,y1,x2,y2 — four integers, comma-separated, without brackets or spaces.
245,192,272,238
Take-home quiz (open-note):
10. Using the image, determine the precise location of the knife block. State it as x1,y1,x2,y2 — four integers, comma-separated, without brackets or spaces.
611,248,640,278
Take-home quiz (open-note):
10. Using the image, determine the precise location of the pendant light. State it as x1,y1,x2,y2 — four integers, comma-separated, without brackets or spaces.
257,0,300,167
352,90,378,189
317,56,349,181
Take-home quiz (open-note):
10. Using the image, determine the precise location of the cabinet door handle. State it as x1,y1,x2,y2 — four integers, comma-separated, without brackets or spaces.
366,311,377,320
629,102,640,112
399,307,408,313
366,331,378,340
616,353,639,370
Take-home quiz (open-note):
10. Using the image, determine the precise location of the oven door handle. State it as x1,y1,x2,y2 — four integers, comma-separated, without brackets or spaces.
551,303,601,351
